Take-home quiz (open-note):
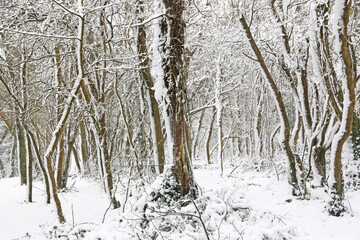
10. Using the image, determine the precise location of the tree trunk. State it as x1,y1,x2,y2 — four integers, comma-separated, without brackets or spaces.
28,129,51,204
240,16,299,195
254,86,264,157
55,43,66,190
136,0,165,174
192,110,205,161
153,0,197,197
56,133,65,190
215,57,224,175
25,132,33,202
328,0,355,216
16,121,26,185
206,109,216,164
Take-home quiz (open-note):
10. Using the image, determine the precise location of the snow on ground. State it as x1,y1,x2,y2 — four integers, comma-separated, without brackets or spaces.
0,177,121,240
1,166,360,239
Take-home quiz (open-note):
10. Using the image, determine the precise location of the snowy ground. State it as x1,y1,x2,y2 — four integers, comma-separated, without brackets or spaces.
1,165,360,240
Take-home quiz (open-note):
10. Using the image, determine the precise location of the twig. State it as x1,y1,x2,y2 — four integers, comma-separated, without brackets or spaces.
231,223,245,240
149,218,165,240
0,28,79,40
217,198,228,240
346,196,354,216
229,165,240,176
269,158,279,181
102,199,113,223
191,199,210,240
49,0,82,18
122,166,134,213
71,204,75,227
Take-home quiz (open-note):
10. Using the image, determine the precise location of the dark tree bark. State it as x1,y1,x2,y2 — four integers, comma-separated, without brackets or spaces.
206,109,216,164
155,0,197,197
16,121,27,185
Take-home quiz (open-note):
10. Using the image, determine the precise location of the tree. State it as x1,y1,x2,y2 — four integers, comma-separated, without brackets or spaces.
328,0,356,216
136,0,165,174
240,15,300,196
152,0,197,196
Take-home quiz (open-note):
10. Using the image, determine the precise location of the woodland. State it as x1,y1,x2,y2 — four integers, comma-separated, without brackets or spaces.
0,0,360,239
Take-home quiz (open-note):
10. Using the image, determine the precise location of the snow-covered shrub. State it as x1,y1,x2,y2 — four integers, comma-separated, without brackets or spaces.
327,194,346,217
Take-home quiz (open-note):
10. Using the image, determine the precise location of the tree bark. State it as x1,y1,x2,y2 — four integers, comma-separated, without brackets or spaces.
154,0,197,197
136,0,165,174
329,0,355,210
206,109,216,164
16,121,27,185
28,129,51,204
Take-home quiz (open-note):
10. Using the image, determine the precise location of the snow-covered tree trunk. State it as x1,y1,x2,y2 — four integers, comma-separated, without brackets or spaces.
42,0,92,223
254,83,264,158
54,44,66,190
215,57,224,175
328,0,356,216
152,0,197,197
240,15,300,196
27,129,51,204
25,132,33,202
206,109,216,164
136,0,165,174
79,9,120,210
79,120,87,174
16,120,26,185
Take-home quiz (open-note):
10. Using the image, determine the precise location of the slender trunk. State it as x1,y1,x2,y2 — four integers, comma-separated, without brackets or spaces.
329,0,355,216
215,57,223,175
42,4,88,223
56,133,65,190
25,133,33,202
254,88,264,157
16,121,26,185
241,16,299,195
192,110,205,161
28,129,51,204
206,109,216,164
72,145,81,175
10,136,17,177
55,44,66,190
270,125,280,159
62,131,73,188
136,0,165,174
291,112,302,153
80,121,88,167
351,114,360,160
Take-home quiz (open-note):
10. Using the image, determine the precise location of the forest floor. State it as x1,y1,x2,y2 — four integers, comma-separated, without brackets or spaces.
1,162,360,240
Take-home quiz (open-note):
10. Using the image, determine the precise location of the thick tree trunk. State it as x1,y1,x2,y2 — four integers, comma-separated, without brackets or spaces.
153,0,197,197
